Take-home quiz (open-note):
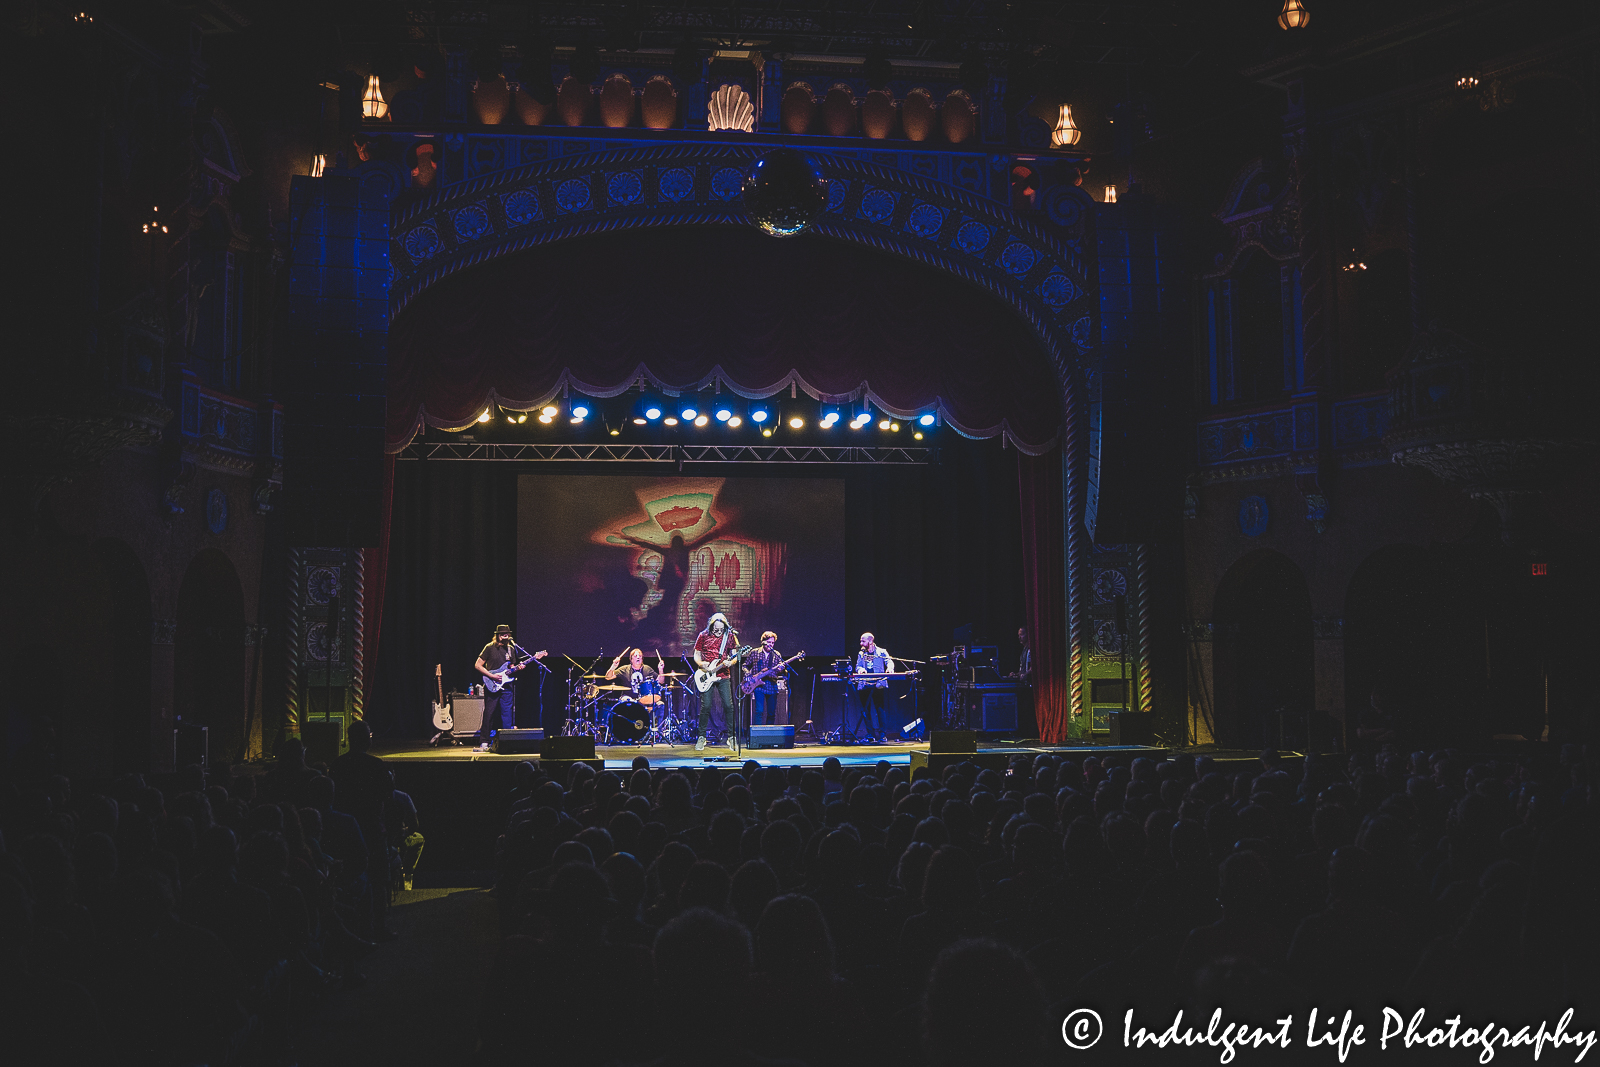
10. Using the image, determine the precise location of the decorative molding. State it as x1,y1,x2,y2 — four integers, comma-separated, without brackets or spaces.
1134,545,1152,714
243,623,268,647
351,549,366,722
4,396,171,510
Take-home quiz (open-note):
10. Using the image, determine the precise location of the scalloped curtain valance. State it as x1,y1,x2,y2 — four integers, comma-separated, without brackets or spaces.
386,226,1064,453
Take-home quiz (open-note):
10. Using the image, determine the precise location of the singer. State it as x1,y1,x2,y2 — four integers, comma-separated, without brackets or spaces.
473,624,547,739
852,632,896,742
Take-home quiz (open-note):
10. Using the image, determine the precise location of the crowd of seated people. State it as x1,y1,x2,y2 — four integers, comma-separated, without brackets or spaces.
0,723,420,1067
484,745,1598,1066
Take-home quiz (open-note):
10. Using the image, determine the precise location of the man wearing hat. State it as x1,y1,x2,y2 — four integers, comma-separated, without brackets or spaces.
474,624,544,742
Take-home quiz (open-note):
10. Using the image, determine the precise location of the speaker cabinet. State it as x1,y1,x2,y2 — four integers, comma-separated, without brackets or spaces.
493,728,545,754
748,725,795,749
448,693,485,736
303,717,347,764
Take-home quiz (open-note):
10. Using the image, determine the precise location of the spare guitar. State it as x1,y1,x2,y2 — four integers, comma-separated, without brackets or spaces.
431,664,452,731
484,649,548,693
692,645,751,693
739,650,806,695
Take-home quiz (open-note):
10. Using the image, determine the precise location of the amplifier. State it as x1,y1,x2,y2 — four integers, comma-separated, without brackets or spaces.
951,685,1021,734
493,728,545,754
448,692,485,736
748,725,795,749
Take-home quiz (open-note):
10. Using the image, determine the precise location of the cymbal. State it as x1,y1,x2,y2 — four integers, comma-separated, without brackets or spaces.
581,673,607,679
657,671,686,678
594,684,631,691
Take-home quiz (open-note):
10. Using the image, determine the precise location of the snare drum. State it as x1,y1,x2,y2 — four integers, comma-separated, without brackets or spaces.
608,698,649,743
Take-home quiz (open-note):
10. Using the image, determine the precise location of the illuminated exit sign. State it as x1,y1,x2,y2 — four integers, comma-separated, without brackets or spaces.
1531,563,1547,576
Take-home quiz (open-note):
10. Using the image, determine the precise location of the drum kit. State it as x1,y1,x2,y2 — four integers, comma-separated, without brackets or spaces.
564,665,698,746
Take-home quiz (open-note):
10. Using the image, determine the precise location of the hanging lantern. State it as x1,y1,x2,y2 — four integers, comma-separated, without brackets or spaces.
1104,185,1117,203
1050,103,1081,148
1277,0,1310,30
310,154,326,177
362,74,388,120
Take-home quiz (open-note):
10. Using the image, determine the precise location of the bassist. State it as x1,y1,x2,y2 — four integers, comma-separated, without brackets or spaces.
691,613,741,752
743,631,789,727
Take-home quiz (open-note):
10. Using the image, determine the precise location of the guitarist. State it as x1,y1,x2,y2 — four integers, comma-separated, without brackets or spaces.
691,612,741,752
744,631,789,727
474,624,539,739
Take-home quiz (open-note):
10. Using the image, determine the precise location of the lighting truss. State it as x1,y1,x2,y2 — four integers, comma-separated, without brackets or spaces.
400,442,931,464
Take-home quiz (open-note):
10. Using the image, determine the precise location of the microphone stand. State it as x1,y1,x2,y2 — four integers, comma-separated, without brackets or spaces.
513,643,549,737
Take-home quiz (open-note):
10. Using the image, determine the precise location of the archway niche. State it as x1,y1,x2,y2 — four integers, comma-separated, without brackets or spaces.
92,539,153,773
1213,549,1314,749
175,548,247,763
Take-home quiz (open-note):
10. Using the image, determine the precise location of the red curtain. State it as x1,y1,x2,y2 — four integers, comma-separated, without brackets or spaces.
1019,446,1069,743
359,452,396,721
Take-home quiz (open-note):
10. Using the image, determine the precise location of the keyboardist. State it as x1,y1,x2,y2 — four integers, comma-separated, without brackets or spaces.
853,632,896,741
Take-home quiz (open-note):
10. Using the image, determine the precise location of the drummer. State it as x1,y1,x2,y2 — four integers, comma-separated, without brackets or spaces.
606,647,666,701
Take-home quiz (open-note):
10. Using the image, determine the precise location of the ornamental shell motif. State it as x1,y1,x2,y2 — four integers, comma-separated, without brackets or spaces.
707,84,755,133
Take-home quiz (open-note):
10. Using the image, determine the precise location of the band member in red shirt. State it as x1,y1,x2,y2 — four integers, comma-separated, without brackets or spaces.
692,612,742,751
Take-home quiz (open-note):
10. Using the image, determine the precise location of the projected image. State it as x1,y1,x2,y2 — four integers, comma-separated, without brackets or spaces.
518,476,844,658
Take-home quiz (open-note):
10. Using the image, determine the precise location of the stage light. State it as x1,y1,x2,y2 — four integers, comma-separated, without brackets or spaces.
664,417,679,426
541,405,559,417
517,414,527,424
789,416,804,429
610,427,620,436
572,404,590,419
715,408,732,422
695,415,709,427
538,414,554,424
878,419,891,430
477,410,492,423
681,407,698,421
762,428,773,437
633,417,647,425
728,416,743,428
645,406,662,420
919,414,935,426
850,417,866,430
891,422,901,431
752,408,769,423
914,431,924,440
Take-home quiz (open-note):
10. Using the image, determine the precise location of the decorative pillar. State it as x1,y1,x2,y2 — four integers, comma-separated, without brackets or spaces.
1313,615,1345,751
286,548,304,738
351,547,366,721
1064,376,1086,736
1134,545,1152,713
151,618,177,773
1186,621,1216,745
243,623,268,760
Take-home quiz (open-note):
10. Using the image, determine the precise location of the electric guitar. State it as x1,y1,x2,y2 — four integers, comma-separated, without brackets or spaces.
692,645,751,693
431,664,452,730
484,649,548,693
739,650,805,695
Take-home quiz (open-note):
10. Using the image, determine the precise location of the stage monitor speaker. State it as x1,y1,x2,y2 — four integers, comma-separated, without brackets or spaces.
1109,711,1155,746
493,728,545,754
748,725,795,749
448,693,486,736
303,717,347,764
542,736,597,760
931,730,977,753
174,724,208,772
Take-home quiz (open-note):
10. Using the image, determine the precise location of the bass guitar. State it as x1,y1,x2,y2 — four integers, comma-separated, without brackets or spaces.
484,649,548,693
739,650,805,696
431,664,452,731
692,645,751,693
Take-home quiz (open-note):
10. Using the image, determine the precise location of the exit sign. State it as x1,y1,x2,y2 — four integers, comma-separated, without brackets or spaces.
1531,563,1547,576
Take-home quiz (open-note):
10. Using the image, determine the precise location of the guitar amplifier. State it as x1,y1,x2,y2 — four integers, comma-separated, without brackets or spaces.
448,692,485,736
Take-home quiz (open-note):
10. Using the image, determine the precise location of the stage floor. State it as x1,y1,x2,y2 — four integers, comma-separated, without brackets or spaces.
373,739,1173,771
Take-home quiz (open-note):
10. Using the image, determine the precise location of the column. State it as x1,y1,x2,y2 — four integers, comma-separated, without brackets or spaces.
1313,616,1345,750
151,618,176,772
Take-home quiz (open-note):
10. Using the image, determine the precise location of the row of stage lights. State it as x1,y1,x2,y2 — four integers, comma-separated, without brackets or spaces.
474,397,939,440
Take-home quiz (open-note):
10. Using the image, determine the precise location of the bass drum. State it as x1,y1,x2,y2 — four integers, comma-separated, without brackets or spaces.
608,698,649,743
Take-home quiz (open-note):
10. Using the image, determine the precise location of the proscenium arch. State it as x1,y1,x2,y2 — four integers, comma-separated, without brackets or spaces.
387,145,1092,452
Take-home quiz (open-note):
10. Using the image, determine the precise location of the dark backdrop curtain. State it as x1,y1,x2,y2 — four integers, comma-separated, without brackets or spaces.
370,435,1030,740
1019,447,1068,743
387,227,1063,453
359,453,396,721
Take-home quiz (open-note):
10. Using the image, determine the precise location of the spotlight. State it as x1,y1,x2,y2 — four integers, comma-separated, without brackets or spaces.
919,414,935,426
762,428,773,437
664,417,679,426
789,416,804,429
645,406,662,420
681,407,698,421
728,416,743,428
850,417,866,430
914,431,924,440
477,410,492,423
878,419,891,430
541,405,559,417
538,414,554,424
752,408,769,423
517,414,528,424
570,416,584,424
891,422,901,432
610,428,620,436
572,404,590,419
715,408,732,422
695,415,709,427
633,417,647,425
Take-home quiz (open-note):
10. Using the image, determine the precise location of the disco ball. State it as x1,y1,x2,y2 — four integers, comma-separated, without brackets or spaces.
741,149,829,238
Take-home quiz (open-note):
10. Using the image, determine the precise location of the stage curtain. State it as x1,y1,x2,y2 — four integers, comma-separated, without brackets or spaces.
1019,446,1069,743
359,452,396,721
386,226,1063,454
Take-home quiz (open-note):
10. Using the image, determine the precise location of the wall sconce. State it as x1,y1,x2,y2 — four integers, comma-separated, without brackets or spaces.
1277,0,1310,30
1050,103,1081,148
1105,185,1117,203
1456,73,1481,90
362,74,388,120
310,154,326,177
